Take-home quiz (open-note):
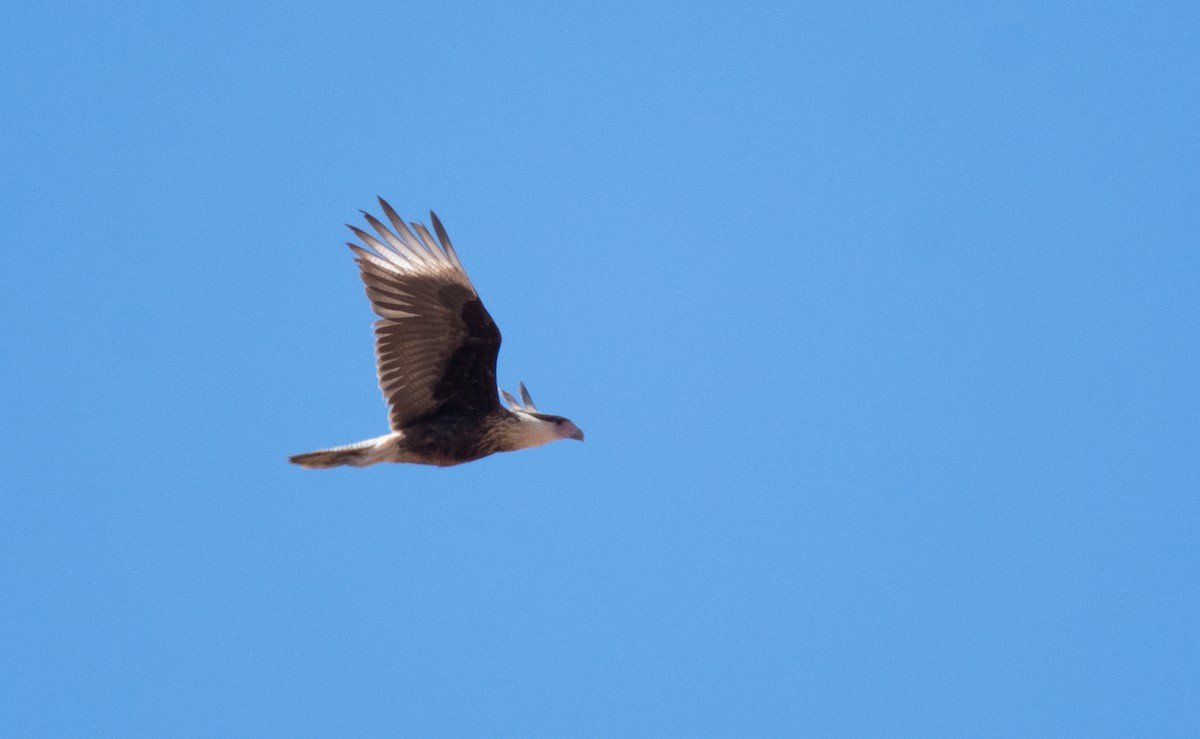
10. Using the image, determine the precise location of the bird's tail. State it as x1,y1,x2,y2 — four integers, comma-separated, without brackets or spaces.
289,434,395,469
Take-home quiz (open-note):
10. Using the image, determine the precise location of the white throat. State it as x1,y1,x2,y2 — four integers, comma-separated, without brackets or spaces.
507,413,561,450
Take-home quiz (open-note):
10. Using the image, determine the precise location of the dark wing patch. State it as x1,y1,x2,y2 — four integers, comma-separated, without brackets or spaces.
430,287,503,416
349,200,502,429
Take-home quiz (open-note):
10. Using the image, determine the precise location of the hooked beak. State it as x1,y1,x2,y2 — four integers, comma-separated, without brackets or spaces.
570,427,585,441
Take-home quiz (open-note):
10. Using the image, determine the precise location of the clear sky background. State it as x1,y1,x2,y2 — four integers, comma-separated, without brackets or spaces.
2,1,1197,735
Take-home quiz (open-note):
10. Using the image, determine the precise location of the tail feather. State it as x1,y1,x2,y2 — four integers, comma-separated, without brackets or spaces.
289,434,394,469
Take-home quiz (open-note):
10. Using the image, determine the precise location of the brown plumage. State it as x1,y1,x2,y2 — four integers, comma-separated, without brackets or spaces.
289,199,583,469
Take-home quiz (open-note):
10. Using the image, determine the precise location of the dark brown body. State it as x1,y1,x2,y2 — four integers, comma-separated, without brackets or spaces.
396,410,519,466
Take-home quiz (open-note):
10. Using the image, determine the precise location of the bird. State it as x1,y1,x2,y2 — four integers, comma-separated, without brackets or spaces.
289,199,583,468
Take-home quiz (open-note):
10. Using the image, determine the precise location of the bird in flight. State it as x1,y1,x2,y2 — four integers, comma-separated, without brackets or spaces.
290,199,583,468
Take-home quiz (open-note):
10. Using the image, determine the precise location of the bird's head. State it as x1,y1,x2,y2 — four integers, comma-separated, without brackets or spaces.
501,383,584,448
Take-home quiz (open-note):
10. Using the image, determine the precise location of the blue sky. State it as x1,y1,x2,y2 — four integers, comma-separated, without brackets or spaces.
2,1,1197,735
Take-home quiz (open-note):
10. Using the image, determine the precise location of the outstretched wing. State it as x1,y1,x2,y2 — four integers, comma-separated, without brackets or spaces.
347,199,502,429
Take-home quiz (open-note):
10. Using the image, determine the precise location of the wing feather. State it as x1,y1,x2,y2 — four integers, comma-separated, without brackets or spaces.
379,198,427,253
349,200,502,429
429,211,466,272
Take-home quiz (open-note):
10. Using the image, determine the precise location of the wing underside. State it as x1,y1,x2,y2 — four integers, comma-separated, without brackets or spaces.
348,199,502,429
